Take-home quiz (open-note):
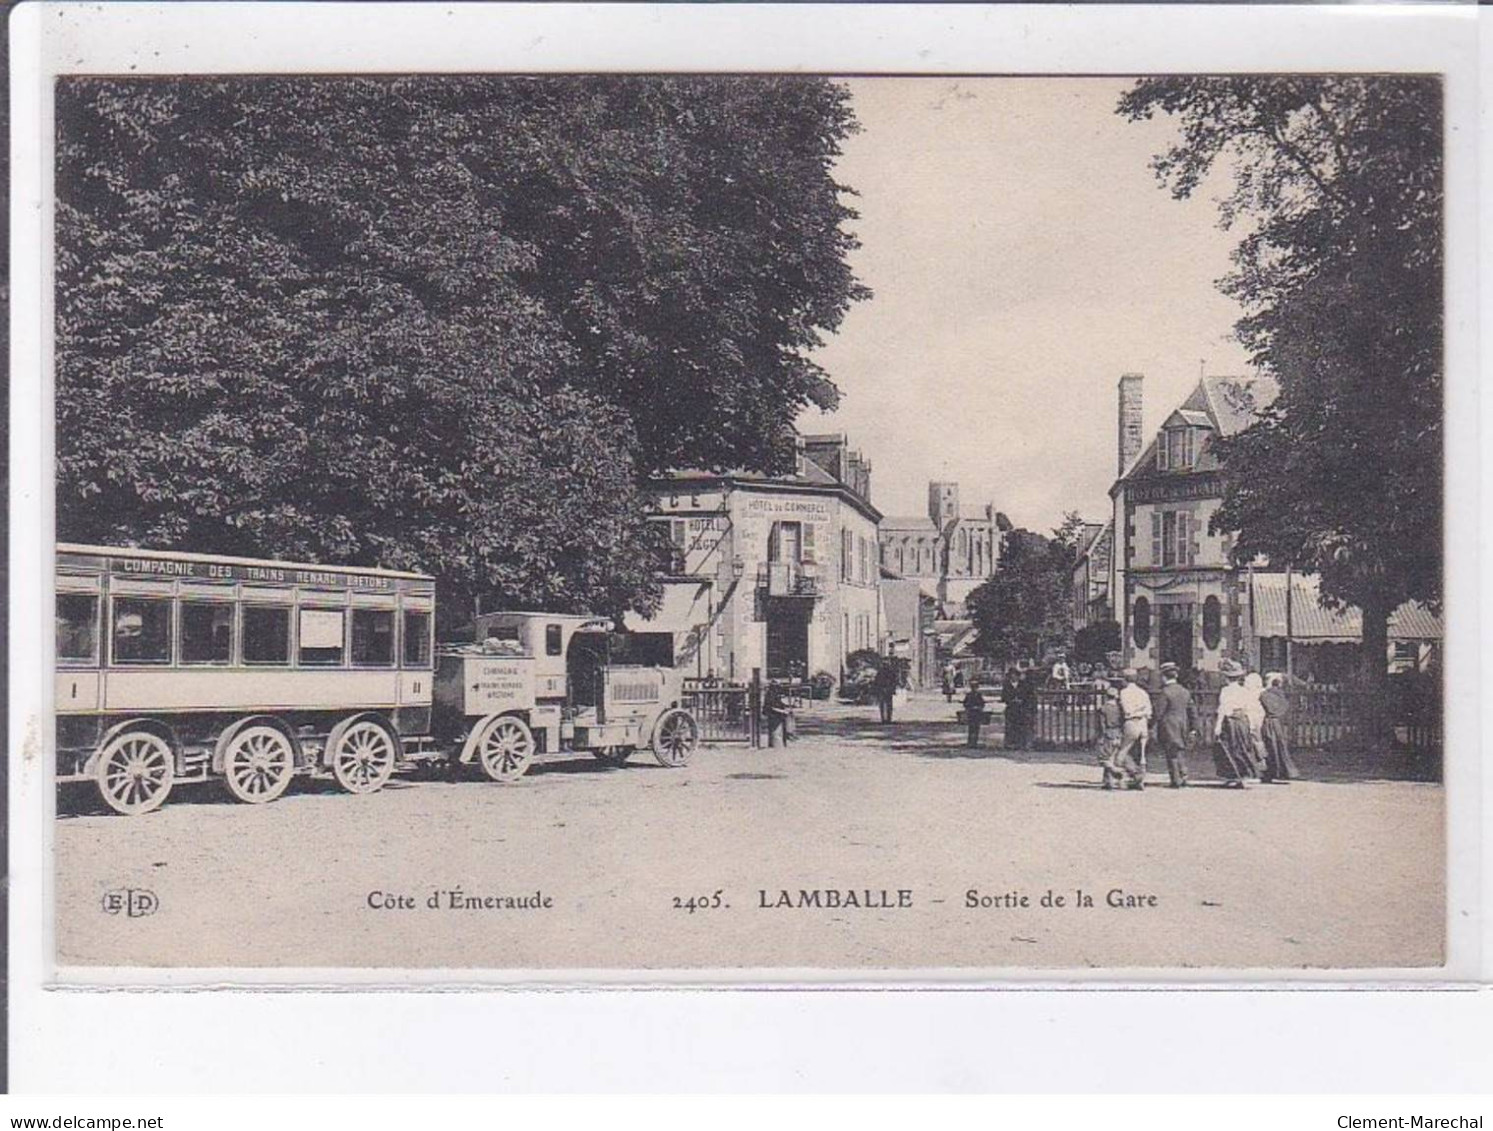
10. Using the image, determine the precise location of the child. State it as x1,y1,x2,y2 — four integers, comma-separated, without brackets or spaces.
1097,683,1124,789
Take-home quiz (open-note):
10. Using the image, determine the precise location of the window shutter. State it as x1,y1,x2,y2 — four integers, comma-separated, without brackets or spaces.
768,522,781,564
1151,511,1162,565
1188,513,1200,564
1176,512,1189,566
1157,438,1168,471
802,522,816,563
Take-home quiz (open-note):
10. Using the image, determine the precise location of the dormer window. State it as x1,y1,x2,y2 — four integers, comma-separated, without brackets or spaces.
1157,426,1197,471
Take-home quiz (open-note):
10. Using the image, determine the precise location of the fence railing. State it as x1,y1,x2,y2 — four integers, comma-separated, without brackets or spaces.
682,682,755,744
1033,684,1442,763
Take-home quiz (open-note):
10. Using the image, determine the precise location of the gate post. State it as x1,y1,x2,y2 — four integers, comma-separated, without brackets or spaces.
748,669,763,748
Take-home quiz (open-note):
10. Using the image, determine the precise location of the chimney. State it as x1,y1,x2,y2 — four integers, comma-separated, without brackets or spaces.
1117,373,1144,476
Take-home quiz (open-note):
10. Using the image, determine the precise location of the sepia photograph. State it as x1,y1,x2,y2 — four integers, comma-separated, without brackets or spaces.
42,62,1449,976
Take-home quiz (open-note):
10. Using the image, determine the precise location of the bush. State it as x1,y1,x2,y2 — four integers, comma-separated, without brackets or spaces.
809,671,836,700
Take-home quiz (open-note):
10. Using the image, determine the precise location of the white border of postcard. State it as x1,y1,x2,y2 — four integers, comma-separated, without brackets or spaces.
9,1,1486,1004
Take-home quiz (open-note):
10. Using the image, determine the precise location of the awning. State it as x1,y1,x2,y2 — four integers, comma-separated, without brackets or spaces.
1250,573,1442,643
623,582,712,637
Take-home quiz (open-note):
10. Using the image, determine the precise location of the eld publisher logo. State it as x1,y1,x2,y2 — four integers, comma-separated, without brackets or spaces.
101,888,158,918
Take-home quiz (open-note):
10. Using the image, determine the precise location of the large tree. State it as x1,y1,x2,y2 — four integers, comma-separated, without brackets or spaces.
967,514,1084,664
56,76,867,617
1118,77,1442,688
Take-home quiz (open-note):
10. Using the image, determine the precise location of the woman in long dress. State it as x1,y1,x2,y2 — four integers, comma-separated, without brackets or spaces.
1242,671,1270,772
1212,660,1259,788
1258,672,1300,782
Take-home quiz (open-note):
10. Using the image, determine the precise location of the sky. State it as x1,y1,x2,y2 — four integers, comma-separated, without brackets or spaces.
804,77,1253,531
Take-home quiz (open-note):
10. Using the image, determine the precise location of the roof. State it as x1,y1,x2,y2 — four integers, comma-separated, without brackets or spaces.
56,542,433,581
1116,373,1278,489
1074,522,1105,558
1250,572,1442,643
650,464,881,522
880,516,939,533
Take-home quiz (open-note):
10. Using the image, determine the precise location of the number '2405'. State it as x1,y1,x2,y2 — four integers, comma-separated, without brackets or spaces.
672,890,726,913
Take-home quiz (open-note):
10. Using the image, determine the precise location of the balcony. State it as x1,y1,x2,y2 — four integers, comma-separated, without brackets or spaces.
758,561,822,599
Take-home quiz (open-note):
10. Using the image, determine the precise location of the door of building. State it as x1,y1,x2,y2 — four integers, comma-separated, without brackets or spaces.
1158,603,1195,674
765,605,810,681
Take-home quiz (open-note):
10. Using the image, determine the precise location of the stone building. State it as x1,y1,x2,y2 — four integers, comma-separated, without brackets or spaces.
1105,371,1439,680
1107,372,1275,677
878,481,1002,616
636,433,884,684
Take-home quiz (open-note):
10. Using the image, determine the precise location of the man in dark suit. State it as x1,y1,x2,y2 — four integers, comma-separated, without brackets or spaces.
1153,661,1198,788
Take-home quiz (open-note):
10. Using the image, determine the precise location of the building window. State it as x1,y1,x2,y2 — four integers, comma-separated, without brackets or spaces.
111,597,173,665
1132,597,1152,650
1157,427,1197,472
57,593,99,665
1202,596,1222,650
1151,510,1196,568
768,521,802,564
179,601,234,665
667,519,688,575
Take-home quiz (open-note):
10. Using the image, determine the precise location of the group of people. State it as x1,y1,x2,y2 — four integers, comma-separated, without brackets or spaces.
1095,659,1299,791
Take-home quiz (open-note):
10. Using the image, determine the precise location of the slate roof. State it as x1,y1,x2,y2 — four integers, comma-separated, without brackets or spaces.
1117,374,1279,487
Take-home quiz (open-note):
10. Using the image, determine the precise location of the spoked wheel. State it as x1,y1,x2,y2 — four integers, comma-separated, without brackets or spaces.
95,730,175,816
330,720,398,795
476,716,535,783
592,745,634,767
651,708,699,768
222,724,296,804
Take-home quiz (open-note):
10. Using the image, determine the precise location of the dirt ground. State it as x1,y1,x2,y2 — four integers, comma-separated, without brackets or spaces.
53,692,1444,974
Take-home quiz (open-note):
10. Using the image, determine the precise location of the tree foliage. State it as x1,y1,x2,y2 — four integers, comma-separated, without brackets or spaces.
56,76,867,616
1118,77,1442,682
968,513,1084,663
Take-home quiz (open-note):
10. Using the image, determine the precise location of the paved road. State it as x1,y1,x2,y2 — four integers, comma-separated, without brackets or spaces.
54,693,1443,973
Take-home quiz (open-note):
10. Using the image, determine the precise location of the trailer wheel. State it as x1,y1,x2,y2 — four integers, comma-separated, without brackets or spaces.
592,745,633,767
222,724,296,804
95,730,175,816
651,708,699,768
476,716,535,783
330,720,398,795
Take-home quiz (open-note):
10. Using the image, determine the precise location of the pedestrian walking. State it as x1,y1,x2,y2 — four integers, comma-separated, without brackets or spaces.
874,659,899,724
941,667,955,703
1243,671,1269,770
1153,662,1197,788
764,681,792,748
1258,672,1300,783
1096,683,1124,789
963,680,987,748
1115,668,1152,789
1011,667,1040,749
1213,659,1260,787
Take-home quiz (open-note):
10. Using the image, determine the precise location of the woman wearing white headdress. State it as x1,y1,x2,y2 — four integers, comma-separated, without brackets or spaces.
1212,660,1259,787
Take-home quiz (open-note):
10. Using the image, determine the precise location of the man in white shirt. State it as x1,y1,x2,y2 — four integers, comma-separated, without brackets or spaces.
1115,668,1153,790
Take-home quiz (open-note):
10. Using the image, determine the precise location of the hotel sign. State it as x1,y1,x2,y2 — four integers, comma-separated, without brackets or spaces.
1128,475,1222,505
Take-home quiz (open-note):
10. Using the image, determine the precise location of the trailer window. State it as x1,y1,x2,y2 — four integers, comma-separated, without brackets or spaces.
298,608,346,666
243,606,291,665
545,624,563,656
57,593,99,664
351,608,394,667
403,610,432,667
111,597,172,665
180,602,234,665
